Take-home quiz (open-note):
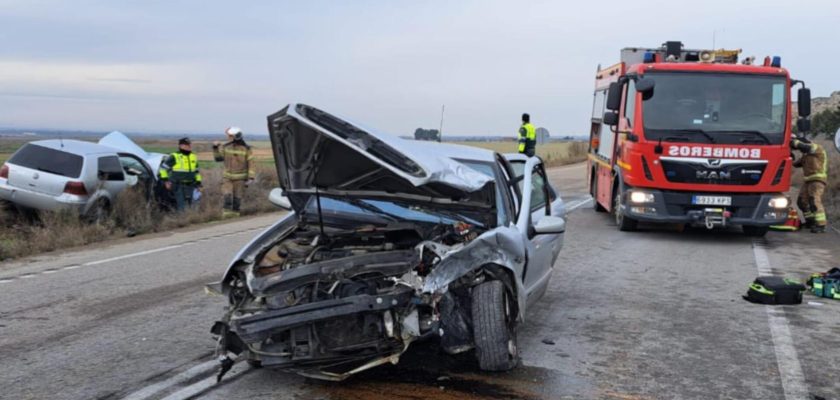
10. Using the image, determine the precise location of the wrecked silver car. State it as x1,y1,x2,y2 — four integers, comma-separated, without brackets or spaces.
209,104,567,381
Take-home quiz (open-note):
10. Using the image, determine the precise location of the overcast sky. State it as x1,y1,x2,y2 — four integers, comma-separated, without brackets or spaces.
1,0,838,137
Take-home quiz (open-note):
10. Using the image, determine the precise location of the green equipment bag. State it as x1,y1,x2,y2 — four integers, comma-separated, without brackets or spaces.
744,276,805,305
807,268,840,300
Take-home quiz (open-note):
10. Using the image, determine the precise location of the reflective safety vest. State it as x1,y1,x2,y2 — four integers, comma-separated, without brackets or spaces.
518,123,536,155
160,151,202,184
214,141,255,180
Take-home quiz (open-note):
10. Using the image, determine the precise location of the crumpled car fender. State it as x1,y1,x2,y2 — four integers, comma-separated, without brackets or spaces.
422,226,528,322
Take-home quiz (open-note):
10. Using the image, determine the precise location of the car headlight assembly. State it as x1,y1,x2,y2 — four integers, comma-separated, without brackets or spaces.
768,197,789,209
629,191,655,204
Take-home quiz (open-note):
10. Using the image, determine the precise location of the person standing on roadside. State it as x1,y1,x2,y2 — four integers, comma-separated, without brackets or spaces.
213,127,255,218
160,137,202,212
791,136,829,233
518,113,537,157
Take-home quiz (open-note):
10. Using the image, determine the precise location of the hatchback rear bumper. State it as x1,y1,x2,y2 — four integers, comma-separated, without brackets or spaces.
0,181,87,213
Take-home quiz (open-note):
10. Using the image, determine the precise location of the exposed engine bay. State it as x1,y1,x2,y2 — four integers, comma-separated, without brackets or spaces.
211,218,518,381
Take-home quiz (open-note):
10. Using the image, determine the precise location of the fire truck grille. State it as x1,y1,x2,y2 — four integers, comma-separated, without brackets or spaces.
660,160,766,186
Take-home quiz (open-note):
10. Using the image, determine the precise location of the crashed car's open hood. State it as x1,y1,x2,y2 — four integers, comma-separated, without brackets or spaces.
98,131,165,175
267,104,495,213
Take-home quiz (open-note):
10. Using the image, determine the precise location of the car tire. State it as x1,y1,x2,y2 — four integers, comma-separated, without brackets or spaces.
472,280,517,371
613,190,637,231
743,225,769,237
86,198,111,224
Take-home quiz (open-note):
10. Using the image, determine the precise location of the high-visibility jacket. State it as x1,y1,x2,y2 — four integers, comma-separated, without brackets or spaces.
160,151,202,184
213,141,255,180
518,123,536,155
792,139,828,183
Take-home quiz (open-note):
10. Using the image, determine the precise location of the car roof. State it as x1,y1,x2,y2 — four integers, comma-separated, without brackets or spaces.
26,139,121,156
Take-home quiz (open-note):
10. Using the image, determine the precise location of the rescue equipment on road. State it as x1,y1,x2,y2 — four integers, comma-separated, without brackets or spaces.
743,276,805,305
807,268,840,300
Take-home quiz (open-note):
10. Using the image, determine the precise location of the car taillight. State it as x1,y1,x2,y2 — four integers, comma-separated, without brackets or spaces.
0,164,8,179
64,181,87,196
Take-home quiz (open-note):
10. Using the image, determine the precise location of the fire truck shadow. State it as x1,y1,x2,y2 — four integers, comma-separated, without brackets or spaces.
631,222,756,242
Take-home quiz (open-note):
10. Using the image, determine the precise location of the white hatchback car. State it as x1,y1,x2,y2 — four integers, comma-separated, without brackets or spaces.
0,131,164,219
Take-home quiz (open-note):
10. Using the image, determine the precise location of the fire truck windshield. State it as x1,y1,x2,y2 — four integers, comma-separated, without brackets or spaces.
641,72,787,145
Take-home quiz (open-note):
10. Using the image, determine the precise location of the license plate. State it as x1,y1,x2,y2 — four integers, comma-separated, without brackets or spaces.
692,195,732,206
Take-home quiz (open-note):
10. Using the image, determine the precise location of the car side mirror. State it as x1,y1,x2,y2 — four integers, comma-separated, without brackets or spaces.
532,215,566,235
269,188,292,210
798,88,811,117
835,128,840,153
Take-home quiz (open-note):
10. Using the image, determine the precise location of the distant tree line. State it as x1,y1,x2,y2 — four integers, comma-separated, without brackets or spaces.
811,105,840,138
414,128,441,141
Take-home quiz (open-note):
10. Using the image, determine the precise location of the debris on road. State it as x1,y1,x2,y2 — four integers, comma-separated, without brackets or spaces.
541,338,556,345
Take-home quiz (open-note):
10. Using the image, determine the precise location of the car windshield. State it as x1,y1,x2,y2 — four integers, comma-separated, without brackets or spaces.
8,144,84,178
642,72,787,145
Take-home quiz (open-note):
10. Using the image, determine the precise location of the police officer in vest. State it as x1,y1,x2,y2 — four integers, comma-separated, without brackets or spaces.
791,136,829,233
518,113,537,157
160,137,202,212
213,127,255,218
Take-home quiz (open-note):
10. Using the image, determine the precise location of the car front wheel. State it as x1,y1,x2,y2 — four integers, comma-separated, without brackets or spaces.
471,280,517,371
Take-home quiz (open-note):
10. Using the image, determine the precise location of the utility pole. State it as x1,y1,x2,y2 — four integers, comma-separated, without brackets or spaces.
438,104,445,142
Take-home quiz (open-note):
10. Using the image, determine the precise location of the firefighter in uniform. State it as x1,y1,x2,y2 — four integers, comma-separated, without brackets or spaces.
791,136,829,233
518,113,537,157
213,127,255,218
160,137,202,212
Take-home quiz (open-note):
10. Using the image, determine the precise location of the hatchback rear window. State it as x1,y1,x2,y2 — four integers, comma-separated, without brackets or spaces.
8,144,84,178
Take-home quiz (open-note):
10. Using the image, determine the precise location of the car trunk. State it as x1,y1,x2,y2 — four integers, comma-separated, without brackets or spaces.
6,144,84,196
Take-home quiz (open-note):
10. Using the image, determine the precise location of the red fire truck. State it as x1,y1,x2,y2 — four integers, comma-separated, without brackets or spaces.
588,41,812,236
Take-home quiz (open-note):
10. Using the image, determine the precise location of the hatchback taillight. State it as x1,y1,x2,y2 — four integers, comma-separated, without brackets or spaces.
0,164,8,179
64,181,87,196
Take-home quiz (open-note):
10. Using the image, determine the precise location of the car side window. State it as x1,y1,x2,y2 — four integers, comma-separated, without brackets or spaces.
98,156,125,181
530,170,547,211
118,155,151,179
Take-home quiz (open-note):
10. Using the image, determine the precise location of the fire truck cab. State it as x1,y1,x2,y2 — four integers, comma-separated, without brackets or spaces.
588,41,812,236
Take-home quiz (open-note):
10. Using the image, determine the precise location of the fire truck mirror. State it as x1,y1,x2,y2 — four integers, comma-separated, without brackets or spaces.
606,82,622,111
635,78,655,94
834,128,840,153
603,111,619,126
796,118,810,133
797,88,811,117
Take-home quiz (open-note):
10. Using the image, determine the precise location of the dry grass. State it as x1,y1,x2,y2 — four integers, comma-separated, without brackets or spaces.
452,141,588,167
0,165,278,260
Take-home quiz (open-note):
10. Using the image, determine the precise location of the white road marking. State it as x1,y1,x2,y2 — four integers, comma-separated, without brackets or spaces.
121,360,218,400
752,240,809,400
62,265,81,270
158,363,250,400
565,197,593,213
82,244,184,267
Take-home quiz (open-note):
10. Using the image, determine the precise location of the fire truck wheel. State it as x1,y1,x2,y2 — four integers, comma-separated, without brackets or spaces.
614,191,638,231
742,225,769,237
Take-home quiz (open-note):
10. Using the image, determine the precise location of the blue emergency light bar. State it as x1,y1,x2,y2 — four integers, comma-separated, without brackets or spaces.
771,56,781,67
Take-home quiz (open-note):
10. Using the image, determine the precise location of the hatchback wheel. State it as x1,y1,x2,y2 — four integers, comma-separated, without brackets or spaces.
86,199,111,224
472,280,517,371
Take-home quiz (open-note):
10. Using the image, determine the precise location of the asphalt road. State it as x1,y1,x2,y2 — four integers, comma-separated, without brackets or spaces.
1,162,838,400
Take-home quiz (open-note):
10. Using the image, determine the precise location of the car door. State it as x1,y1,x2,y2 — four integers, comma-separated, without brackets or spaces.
96,155,127,201
513,158,562,306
